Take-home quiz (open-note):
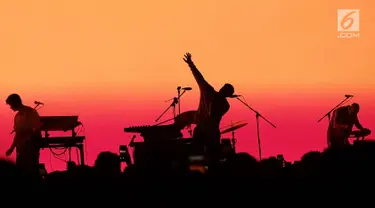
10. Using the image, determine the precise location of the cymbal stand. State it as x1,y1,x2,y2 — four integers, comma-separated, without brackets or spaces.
231,130,237,152
187,125,193,137
236,96,276,160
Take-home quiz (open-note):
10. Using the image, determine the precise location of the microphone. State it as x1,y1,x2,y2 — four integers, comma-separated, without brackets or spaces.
229,94,241,98
34,101,44,105
345,94,354,98
178,86,192,91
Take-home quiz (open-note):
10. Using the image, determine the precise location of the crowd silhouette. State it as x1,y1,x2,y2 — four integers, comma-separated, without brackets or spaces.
1,141,375,204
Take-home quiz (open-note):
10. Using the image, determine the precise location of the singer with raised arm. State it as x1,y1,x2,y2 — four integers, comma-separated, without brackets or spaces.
183,53,235,162
327,103,370,147
5,94,42,175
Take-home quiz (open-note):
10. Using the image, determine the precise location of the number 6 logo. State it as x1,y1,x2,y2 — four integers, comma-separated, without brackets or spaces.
341,11,356,30
337,9,360,32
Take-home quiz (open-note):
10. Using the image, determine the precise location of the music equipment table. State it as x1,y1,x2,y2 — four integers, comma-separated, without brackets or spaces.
40,136,85,165
39,116,85,165
40,136,85,146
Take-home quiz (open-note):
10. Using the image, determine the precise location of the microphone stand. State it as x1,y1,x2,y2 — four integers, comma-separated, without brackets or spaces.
34,103,41,110
155,97,178,122
35,103,44,111
236,97,276,160
154,117,176,126
155,90,188,122
317,95,352,145
317,95,352,123
178,87,181,117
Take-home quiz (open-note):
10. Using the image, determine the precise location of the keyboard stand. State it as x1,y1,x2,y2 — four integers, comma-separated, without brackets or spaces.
42,141,85,166
42,126,85,166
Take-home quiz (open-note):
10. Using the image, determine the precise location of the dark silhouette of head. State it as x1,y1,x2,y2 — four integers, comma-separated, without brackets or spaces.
94,151,121,176
349,103,360,114
219,83,234,97
6,94,23,111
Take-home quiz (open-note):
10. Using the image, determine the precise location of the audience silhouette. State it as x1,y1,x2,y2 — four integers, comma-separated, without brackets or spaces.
1,142,375,203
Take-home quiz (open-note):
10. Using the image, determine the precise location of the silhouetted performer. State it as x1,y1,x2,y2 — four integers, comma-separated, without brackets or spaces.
327,103,367,147
183,53,235,162
5,94,42,175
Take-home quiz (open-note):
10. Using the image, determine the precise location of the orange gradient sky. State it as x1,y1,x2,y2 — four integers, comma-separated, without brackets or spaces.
0,0,374,171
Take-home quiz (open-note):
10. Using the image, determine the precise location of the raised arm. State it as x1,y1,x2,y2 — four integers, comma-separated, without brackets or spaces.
183,53,212,90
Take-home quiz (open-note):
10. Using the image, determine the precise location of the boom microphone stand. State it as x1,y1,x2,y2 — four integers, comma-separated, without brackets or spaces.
155,97,178,122
155,88,189,122
178,87,181,117
317,95,353,123
317,95,353,144
177,86,192,117
235,96,276,160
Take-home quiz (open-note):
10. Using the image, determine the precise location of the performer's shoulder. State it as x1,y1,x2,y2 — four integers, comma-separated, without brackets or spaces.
24,106,39,115
336,106,348,111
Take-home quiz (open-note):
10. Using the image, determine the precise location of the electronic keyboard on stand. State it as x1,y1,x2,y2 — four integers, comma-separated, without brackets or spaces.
39,116,85,165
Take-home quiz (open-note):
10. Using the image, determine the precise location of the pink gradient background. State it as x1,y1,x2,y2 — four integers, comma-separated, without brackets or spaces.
0,0,374,171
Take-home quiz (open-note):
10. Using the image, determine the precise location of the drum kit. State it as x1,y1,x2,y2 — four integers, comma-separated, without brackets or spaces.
219,121,248,152
165,110,249,151
157,110,248,137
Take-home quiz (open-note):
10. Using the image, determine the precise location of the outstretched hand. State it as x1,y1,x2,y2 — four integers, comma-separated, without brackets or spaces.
183,53,193,65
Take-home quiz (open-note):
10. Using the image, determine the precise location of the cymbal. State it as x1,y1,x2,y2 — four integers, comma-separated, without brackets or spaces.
221,120,247,128
174,110,198,127
220,121,248,134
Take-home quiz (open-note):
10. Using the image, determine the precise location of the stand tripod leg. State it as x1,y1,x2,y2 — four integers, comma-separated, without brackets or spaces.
256,114,262,160
79,144,85,165
234,96,276,161
178,90,181,117
173,105,176,118
231,131,236,152
68,147,72,161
